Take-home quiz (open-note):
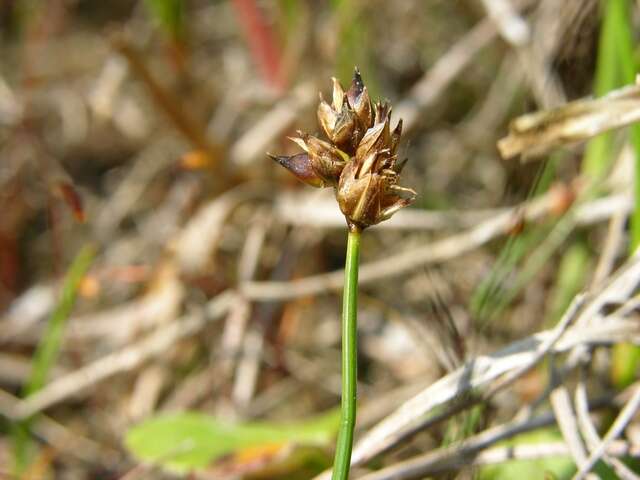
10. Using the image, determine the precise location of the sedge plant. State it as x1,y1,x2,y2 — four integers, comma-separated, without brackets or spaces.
269,68,416,479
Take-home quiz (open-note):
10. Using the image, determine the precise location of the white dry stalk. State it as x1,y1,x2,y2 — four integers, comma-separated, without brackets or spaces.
361,440,640,480
514,0,567,109
0,72,24,124
11,292,237,420
480,0,530,46
331,253,640,470
498,79,640,159
395,19,497,134
173,183,269,275
0,390,115,463
474,441,639,470
230,83,316,166
549,383,588,468
87,55,128,121
67,263,184,346
244,191,632,301
574,386,640,480
94,139,181,240
574,372,639,480
274,190,501,231
339,314,639,472
344,391,636,480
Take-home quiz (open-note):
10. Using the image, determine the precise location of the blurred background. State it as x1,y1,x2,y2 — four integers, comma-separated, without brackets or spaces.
1,0,640,478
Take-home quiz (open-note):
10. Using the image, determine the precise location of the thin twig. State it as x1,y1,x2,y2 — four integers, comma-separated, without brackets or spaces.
395,19,497,134
344,253,640,468
480,0,530,46
244,191,631,301
592,211,627,287
0,389,117,464
345,319,638,469
549,382,588,468
574,384,640,479
230,83,315,166
353,396,621,480
11,292,236,419
575,368,640,480
360,440,640,480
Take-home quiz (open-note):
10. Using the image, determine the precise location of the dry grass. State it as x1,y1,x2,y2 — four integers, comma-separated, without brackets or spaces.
1,1,639,479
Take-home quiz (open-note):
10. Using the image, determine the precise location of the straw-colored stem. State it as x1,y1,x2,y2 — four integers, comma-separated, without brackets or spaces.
331,225,361,480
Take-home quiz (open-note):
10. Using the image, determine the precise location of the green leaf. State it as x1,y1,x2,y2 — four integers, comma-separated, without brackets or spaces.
125,410,340,474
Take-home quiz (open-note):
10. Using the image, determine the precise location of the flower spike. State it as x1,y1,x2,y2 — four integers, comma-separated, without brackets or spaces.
270,68,416,229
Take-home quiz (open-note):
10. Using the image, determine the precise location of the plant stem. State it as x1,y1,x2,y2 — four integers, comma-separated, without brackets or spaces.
332,225,361,480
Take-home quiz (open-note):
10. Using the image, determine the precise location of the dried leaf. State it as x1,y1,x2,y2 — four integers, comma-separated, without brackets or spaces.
498,80,640,160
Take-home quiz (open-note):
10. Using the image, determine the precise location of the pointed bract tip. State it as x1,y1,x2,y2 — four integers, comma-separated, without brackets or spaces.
267,152,281,163
352,66,363,85
269,152,325,188
288,136,309,152
268,152,298,169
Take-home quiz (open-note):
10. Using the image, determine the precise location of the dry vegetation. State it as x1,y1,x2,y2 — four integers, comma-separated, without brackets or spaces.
1,0,640,479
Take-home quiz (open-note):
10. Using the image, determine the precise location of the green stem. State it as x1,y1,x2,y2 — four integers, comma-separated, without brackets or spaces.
331,226,361,480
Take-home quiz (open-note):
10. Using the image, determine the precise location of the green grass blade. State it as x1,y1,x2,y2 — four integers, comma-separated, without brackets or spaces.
12,245,95,472
608,0,640,250
582,0,626,180
546,242,591,326
470,158,557,324
23,245,95,396
593,0,640,388
144,0,185,41
329,0,377,96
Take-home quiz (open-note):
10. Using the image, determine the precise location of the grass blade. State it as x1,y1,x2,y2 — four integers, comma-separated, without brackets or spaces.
12,245,95,472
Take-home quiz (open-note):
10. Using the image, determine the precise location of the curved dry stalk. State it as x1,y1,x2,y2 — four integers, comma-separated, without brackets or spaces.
574,385,640,479
243,192,631,302
11,292,237,420
324,252,640,472
574,369,639,480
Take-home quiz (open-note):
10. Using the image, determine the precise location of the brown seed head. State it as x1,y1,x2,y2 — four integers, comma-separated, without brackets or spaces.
337,101,415,229
270,68,416,230
315,70,372,155
290,133,348,186
346,68,373,129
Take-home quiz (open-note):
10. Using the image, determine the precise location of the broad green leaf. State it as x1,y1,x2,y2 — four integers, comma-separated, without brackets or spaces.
125,409,340,474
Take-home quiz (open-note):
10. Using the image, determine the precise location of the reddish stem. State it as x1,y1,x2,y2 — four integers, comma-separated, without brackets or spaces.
231,0,286,92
